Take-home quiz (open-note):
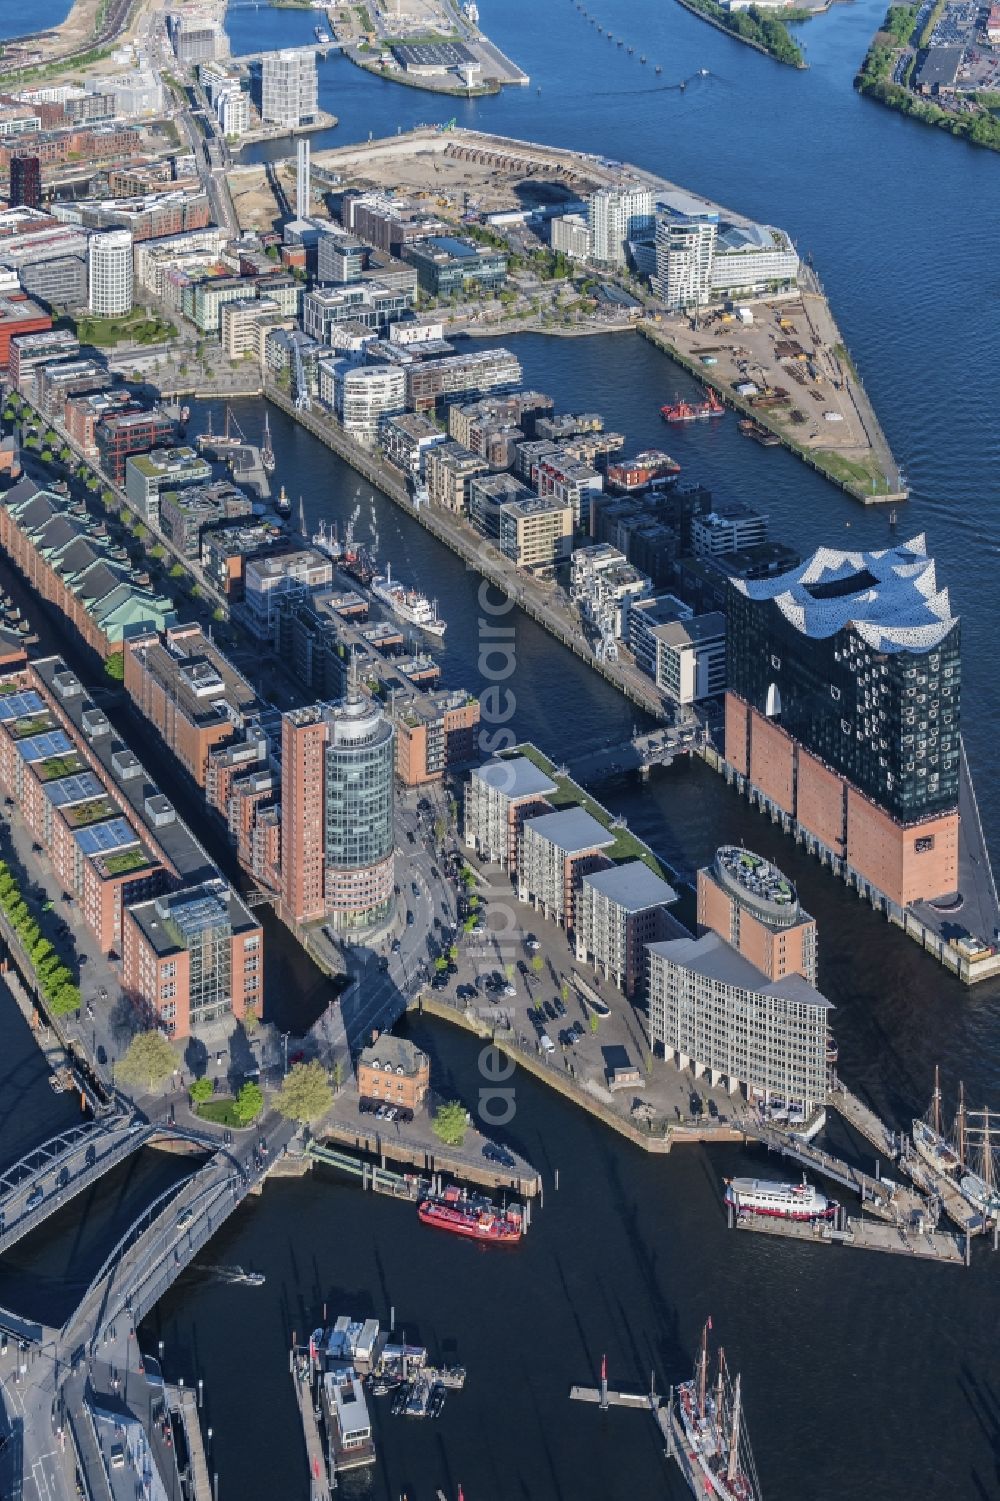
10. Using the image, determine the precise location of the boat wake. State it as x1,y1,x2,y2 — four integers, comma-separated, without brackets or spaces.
193,1264,266,1287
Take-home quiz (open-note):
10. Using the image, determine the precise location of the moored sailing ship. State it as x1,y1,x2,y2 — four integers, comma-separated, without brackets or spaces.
912,1067,1000,1220
673,1320,762,1501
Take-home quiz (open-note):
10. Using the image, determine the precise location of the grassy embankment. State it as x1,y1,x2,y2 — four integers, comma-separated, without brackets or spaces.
855,4,1000,152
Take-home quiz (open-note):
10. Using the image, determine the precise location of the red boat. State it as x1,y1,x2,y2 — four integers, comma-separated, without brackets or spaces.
417,1185,522,1244
660,388,725,423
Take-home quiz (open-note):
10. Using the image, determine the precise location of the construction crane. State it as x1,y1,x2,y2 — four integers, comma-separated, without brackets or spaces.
292,338,312,413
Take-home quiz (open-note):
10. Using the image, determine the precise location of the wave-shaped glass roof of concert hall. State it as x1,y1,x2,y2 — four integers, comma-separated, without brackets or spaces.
732,533,956,653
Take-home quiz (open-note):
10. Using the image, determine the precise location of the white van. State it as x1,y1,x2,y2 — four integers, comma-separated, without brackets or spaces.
539,1033,555,1055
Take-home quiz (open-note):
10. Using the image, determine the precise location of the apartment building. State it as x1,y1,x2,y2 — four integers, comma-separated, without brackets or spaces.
319,359,406,445
426,441,488,514
516,807,616,931
629,596,727,706
381,412,448,480
463,755,557,873
692,503,769,557
574,860,679,998
570,543,652,638
405,348,522,413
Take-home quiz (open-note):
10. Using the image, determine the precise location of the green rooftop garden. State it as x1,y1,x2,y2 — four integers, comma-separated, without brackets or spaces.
37,754,85,782
101,848,150,878
506,743,672,881
11,714,54,740
65,798,117,829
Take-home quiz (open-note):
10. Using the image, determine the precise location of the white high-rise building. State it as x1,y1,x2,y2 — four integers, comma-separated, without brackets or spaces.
88,228,134,316
587,185,653,266
261,49,318,129
654,213,718,311
217,85,249,138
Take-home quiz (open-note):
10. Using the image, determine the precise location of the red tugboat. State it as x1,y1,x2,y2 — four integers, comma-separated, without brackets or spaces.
418,1184,522,1244
660,388,725,423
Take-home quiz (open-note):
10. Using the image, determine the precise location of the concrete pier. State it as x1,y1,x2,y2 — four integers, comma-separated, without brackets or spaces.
291,1358,332,1501
168,1386,213,1501
729,1206,967,1264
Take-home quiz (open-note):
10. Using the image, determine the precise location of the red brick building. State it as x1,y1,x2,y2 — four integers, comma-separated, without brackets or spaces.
697,845,818,987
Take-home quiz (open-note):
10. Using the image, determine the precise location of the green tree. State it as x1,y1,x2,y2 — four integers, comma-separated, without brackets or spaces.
104,654,125,682
116,1030,179,1091
560,981,569,1004
431,1099,468,1146
235,1080,264,1125
243,1002,258,1035
589,1012,599,1034
531,954,543,973
275,1060,331,1123
189,1076,214,1105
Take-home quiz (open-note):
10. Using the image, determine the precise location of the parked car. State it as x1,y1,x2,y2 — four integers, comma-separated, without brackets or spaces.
525,935,541,951
554,998,567,1018
539,1033,556,1055
406,911,415,926
543,1000,557,1021
572,1019,585,1038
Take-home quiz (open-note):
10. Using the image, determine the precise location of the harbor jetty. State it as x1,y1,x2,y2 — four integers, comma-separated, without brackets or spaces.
292,1314,469,1487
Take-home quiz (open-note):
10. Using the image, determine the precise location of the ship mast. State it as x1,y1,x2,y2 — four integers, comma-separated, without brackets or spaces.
727,1373,742,1484
714,1347,725,1421
956,1081,966,1166
985,1107,994,1192
698,1320,709,1419
932,1064,941,1136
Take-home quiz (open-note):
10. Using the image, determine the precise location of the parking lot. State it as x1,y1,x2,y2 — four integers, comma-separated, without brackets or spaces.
431,857,745,1136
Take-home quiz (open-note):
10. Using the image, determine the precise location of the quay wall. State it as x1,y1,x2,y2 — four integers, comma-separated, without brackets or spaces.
411,993,746,1154
638,322,906,506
